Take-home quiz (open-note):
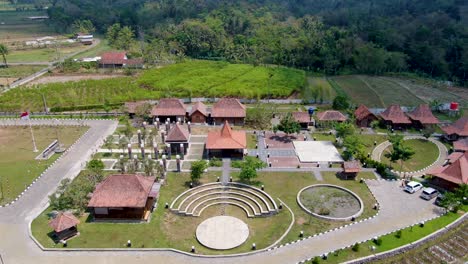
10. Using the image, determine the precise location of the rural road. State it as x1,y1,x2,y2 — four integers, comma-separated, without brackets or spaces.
0,119,444,264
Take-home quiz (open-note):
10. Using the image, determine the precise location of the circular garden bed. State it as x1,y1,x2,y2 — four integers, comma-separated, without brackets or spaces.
297,184,363,221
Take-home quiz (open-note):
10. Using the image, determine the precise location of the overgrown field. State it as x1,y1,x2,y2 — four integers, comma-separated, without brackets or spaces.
0,10,55,42
302,76,336,102
0,65,45,78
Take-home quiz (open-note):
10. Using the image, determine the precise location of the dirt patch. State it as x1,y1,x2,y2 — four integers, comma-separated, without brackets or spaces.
0,77,19,86
300,186,361,218
296,216,306,225
28,74,123,86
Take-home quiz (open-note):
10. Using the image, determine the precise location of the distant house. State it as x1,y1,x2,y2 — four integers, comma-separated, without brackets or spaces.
189,101,208,124
206,121,246,158
453,138,468,152
441,116,468,141
355,105,378,127
292,112,313,129
379,104,411,129
76,33,93,45
316,110,347,127
88,174,157,221
211,98,246,125
165,123,190,155
151,98,187,123
48,212,80,241
99,51,143,68
124,101,149,118
342,160,361,180
406,104,439,128
428,152,467,190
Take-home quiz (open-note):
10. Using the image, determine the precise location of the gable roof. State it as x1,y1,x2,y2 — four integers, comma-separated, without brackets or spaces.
355,105,377,121
206,121,246,149
343,160,361,173
88,174,155,208
441,117,468,137
429,152,468,185
292,112,312,123
124,101,148,114
48,212,80,233
100,51,127,65
406,104,439,124
316,110,347,122
211,98,246,118
453,138,468,151
166,123,190,142
380,104,411,124
151,98,186,117
189,101,208,117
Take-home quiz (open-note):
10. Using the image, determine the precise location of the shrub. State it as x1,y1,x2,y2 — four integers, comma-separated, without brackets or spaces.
209,157,222,167
352,243,360,252
317,207,330,215
311,257,320,264
395,230,402,238
374,238,383,246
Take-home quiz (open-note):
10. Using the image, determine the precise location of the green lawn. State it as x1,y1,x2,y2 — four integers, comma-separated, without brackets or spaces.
311,132,336,141
381,139,439,172
359,134,388,155
6,45,86,63
0,126,88,205
0,65,45,78
247,133,258,149
72,38,112,59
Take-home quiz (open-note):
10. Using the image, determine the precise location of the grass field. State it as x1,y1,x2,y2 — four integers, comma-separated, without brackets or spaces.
331,75,384,107
6,45,86,63
303,76,336,102
0,126,87,205
0,10,55,42
72,38,112,59
0,65,45,78
361,76,423,107
381,139,439,172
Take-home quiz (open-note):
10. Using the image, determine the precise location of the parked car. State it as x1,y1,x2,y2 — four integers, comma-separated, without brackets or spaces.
420,187,439,200
435,193,445,206
404,181,423,194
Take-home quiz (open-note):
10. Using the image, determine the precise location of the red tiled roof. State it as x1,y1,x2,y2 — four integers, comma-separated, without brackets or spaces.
125,58,143,65
166,123,190,142
151,98,186,117
292,112,312,123
211,98,246,118
88,174,155,208
453,138,468,151
343,160,361,173
124,101,148,114
206,121,246,149
189,101,208,117
316,110,347,122
407,104,439,124
355,105,376,121
48,212,80,233
380,104,411,124
100,51,127,65
429,152,467,185
441,117,468,137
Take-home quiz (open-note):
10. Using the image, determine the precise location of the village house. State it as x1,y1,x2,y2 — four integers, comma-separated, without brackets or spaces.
354,105,378,127
292,112,314,129
341,160,361,180
48,212,80,241
99,51,143,68
441,116,468,141
151,98,187,123
88,174,157,221
379,104,412,129
189,101,209,123
124,101,150,118
453,138,468,152
165,123,190,156
428,152,467,190
211,98,246,125
406,104,439,128
206,121,246,158
316,110,347,127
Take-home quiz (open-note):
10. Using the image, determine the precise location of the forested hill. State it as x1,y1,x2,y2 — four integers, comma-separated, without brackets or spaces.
42,0,468,85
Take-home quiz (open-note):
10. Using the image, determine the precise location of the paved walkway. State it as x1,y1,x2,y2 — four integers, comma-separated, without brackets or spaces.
221,159,231,185
371,136,448,177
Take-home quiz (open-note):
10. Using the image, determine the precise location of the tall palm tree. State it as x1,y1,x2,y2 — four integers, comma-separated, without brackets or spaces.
0,44,8,68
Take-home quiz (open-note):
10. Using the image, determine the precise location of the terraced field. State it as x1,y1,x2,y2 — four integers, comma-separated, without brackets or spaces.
330,75,383,107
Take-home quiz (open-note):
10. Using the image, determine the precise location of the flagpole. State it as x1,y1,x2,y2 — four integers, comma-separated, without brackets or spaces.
28,117,38,152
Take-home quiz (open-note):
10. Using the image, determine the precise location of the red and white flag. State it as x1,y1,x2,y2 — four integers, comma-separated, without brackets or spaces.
20,111,29,120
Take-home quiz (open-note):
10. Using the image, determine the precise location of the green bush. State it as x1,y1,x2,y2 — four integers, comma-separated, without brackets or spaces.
209,157,222,167
352,243,360,252
374,238,383,246
395,230,402,238
311,257,320,264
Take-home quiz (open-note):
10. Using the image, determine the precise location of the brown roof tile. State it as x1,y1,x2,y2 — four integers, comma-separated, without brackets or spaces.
292,112,312,123
88,174,155,208
316,110,347,122
166,123,190,142
380,104,411,124
100,51,127,65
48,212,80,233
151,98,186,117
211,98,246,118
453,138,468,151
429,152,467,185
206,121,246,149
355,105,376,121
189,101,208,117
343,160,361,173
407,104,439,124
441,117,468,137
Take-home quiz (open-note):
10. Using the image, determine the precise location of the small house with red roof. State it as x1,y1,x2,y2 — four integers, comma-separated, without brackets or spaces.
379,104,411,129
151,98,187,123
428,152,467,190
406,104,439,128
342,160,361,180
99,51,143,68
441,116,468,141
189,101,208,123
211,98,246,125
165,123,190,155
453,138,468,152
206,121,246,157
292,112,314,129
316,110,347,127
354,105,378,127
48,212,80,241
88,174,156,220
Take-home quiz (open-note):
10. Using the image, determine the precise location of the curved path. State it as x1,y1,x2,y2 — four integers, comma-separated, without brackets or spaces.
371,136,448,177
0,121,443,264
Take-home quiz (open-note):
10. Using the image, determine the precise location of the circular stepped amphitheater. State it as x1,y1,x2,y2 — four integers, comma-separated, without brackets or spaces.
170,182,279,217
